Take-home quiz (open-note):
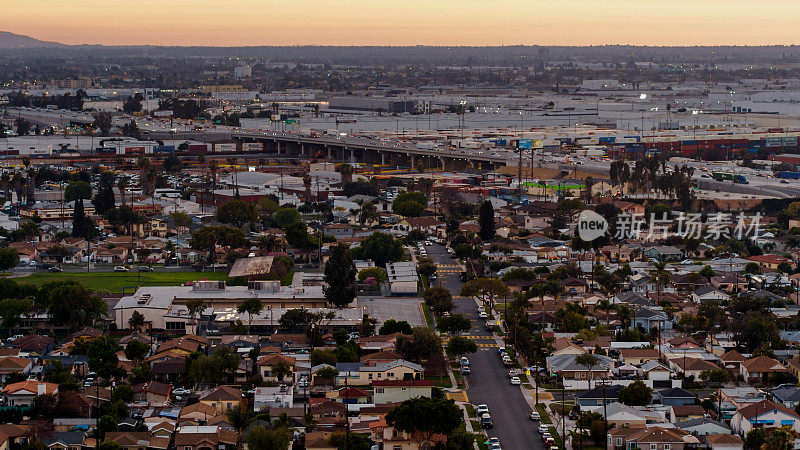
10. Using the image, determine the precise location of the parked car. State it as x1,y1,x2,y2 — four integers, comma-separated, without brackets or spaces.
538,425,549,434
48,267,63,272
138,266,153,272
480,413,493,429
460,357,470,367
530,411,541,421
173,388,191,396
113,266,129,272
478,311,488,319
510,376,521,385
460,366,471,375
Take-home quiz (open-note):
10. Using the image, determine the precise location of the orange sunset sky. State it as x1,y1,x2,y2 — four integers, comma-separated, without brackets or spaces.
2,0,799,46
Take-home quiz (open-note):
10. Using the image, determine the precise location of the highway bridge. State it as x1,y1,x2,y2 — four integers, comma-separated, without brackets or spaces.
231,130,513,171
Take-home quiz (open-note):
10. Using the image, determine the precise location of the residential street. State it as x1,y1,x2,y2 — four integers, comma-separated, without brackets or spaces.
427,243,546,450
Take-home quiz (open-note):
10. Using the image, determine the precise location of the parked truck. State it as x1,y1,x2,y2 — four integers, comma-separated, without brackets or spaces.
712,171,734,181
733,175,749,184
780,171,800,180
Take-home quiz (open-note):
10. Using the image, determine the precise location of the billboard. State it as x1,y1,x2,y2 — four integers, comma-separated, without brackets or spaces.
518,139,533,149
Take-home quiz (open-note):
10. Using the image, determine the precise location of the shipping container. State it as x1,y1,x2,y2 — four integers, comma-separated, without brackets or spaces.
214,142,237,153
153,145,175,155
243,142,264,152
187,144,208,154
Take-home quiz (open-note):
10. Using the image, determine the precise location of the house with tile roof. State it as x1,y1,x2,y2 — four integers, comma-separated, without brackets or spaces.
199,386,242,413
173,425,237,450
669,357,719,379
730,399,800,435
619,348,660,366
1,381,57,406
719,350,746,372
608,426,699,450
739,356,788,383
256,353,297,383
132,381,172,406
703,433,743,450
0,357,32,382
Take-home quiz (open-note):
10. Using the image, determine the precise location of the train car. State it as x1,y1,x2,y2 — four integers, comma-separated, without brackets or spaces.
153,145,175,155
96,147,116,155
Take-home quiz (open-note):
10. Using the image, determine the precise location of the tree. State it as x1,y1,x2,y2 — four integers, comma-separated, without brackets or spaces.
745,428,767,450
329,431,372,450
417,258,437,280
379,319,413,335
423,287,453,315
269,362,292,381
745,262,761,275
246,426,290,450
350,232,403,267
460,278,509,312
189,226,248,264
386,397,462,449
323,244,357,308
0,298,32,329
170,211,193,228
216,199,257,228
358,267,387,283
124,340,149,361
128,310,145,331
575,353,601,388
272,207,302,229
478,200,495,241
85,336,120,380
92,172,116,216
0,247,19,273
396,327,442,362
187,347,240,386
92,112,113,135
186,298,206,333
445,336,478,358
226,404,252,449
437,314,471,334
393,200,425,217
700,369,730,386
43,282,107,329
618,380,652,406
237,297,263,333
98,440,121,450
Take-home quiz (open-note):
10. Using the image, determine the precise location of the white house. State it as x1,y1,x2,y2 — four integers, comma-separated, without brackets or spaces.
691,286,730,303
253,385,294,410
372,380,434,404
730,399,800,436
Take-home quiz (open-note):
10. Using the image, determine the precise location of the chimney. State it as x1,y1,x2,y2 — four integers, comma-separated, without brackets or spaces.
37,383,46,396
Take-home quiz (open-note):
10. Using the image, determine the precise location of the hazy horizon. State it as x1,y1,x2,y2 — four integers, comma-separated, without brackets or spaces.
3,0,800,47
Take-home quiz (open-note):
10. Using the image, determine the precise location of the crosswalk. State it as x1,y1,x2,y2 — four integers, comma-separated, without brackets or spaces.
436,264,462,274
443,334,499,349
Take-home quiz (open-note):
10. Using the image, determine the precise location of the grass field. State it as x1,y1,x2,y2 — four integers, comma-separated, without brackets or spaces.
16,271,232,294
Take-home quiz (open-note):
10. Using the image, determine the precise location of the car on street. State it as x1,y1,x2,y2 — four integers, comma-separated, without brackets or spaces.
460,357,470,367
173,388,191,396
486,438,500,447
114,266,129,272
530,411,541,421
508,369,521,378
538,425,549,434
545,438,556,446
510,376,521,385
476,404,489,415
478,311,488,319
480,413,493,429
490,444,502,450
460,366,471,375
48,267,63,272
138,266,153,272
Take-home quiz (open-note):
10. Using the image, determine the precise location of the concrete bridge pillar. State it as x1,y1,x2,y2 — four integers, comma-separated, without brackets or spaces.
350,148,355,162
381,152,386,165
300,143,306,156
326,146,331,159
440,156,446,171
275,140,281,154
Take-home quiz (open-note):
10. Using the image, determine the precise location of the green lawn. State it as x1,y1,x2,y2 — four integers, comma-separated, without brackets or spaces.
17,271,232,294
536,404,553,424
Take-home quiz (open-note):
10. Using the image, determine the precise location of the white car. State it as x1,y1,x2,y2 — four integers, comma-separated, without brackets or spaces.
172,388,191,396
538,425,549,434
477,404,489,415
510,376,521,385
113,266,129,272
478,311,488,319
530,411,541,421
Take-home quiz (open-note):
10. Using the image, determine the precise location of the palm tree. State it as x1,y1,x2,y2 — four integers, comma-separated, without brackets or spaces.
227,158,239,195
117,177,128,205
303,175,312,203
597,298,612,328
615,304,631,330
137,157,151,195
226,404,252,450
337,164,354,184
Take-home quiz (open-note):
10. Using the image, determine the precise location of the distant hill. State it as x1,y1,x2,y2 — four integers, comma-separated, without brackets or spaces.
0,31,67,49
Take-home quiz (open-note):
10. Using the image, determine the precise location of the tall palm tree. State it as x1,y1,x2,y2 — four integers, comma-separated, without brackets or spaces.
303,175,312,203
227,157,239,195
117,177,128,206
597,298,612,328
337,163,354,184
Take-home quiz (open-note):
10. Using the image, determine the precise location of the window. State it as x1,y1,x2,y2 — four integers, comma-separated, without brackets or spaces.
650,444,656,450
664,445,670,450
375,388,384,394
617,439,623,447
368,374,373,380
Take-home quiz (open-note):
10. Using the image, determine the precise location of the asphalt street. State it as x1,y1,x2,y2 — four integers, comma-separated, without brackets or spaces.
427,243,545,450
